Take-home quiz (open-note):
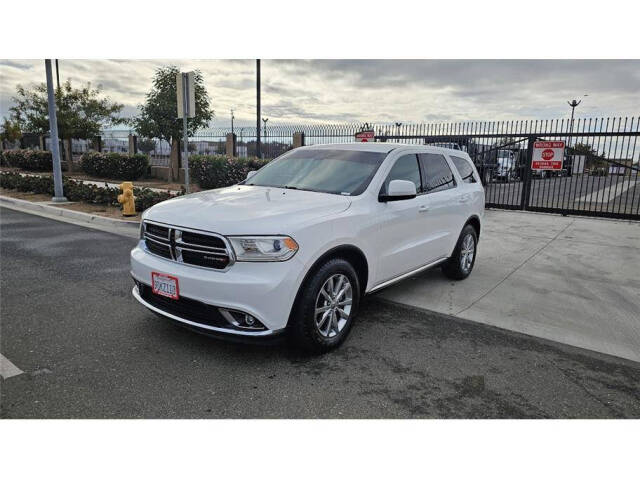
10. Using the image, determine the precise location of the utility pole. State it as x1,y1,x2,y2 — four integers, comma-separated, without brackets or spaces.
45,60,66,202
230,109,235,136
256,59,261,159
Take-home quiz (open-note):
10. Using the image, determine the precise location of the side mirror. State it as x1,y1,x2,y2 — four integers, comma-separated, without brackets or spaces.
379,179,417,202
246,170,257,180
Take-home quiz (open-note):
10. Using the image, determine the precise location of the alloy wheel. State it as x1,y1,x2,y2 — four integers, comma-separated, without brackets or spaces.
314,274,353,338
460,234,475,274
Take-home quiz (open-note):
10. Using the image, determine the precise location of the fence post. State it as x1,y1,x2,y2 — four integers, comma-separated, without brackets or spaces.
293,132,305,148
226,133,237,157
128,134,138,155
64,138,73,173
520,135,536,210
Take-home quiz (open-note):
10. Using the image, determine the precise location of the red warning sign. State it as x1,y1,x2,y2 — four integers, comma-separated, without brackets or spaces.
355,130,375,142
532,141,565,170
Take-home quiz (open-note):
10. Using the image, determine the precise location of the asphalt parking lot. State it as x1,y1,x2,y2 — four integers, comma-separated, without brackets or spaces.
485,174,639,215
1,207,639,418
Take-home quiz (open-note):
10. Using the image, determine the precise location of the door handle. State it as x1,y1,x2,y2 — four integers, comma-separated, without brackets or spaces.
418,204,430,213
458,194,471,204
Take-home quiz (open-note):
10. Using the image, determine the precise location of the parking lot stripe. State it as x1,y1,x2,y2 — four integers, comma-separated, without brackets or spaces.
576,179,634,204
0,354,24,379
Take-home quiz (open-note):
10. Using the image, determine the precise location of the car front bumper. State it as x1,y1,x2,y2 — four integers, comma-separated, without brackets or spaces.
130,240,305,336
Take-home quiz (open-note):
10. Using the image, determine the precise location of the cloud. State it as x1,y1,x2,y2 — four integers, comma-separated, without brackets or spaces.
1,59,639,126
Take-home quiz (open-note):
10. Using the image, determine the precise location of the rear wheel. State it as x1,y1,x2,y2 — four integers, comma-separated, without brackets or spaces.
442,225,477,280
289,258,360,353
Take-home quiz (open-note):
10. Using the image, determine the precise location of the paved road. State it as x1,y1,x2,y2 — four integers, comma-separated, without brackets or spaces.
485,174,639,216
1,207,639,418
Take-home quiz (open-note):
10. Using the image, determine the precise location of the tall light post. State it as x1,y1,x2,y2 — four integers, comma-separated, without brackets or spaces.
567,94,587,147
395,122,402,139
230,109,235,136
256,59,261,158
45,59,66,202
262,117,269,139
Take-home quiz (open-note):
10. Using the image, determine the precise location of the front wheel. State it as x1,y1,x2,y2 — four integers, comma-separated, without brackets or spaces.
289,258,360,353
442,225,478,280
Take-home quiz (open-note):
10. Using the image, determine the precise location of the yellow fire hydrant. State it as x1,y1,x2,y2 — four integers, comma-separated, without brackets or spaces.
117,182,136,217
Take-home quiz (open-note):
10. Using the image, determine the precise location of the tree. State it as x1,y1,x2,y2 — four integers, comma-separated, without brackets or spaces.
10,80,124,171
137,137,156,155
131,66,213,179
0,117,22,146
10,80,124,140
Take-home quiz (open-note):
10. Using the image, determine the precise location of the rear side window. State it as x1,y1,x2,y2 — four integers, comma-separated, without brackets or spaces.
381,154,422,194
451,155,477,183
419,153,456,193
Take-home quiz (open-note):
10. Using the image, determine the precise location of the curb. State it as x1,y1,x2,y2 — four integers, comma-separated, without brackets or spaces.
0,195,140,237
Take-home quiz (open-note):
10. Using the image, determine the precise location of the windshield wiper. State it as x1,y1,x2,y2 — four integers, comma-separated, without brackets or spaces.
282,185,299,190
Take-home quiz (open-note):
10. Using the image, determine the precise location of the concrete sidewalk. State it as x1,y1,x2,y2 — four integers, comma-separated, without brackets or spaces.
379,209,640,363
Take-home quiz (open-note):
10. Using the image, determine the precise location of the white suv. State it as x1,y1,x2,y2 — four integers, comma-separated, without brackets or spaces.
131,143,484,352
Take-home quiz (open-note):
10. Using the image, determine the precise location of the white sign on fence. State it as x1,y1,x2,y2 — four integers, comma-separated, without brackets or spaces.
176,72,196,119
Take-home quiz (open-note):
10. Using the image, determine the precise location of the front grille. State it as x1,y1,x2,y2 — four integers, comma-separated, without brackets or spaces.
181,231,226,249
146,223,170,239
181,249,230,269
138,283,229,328
145,238,172,259
142,221,232,270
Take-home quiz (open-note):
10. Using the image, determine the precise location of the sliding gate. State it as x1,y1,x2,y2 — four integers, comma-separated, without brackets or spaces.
377,117,640,220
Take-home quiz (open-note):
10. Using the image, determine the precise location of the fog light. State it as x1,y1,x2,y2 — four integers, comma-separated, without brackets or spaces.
219,308,265,330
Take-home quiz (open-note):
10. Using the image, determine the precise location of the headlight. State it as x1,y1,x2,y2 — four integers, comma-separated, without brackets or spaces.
227,236,299,262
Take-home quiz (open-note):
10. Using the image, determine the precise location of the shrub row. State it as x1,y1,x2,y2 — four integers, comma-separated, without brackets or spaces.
0,171,177,212
189,155,270,189
80,151,148,180
1,149,53,171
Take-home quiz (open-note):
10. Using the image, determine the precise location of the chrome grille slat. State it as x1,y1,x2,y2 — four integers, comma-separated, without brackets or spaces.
143,220,233,271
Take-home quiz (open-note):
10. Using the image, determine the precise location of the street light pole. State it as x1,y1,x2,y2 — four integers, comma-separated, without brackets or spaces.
231,109,234,136
567,95,587,147
256,59,261,159
45,59,66,202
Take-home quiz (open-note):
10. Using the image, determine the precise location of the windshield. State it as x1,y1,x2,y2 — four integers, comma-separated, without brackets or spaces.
243,148,388,195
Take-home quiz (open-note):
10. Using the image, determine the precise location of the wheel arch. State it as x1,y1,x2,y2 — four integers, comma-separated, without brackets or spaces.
298,244,369,300
465,215,481,239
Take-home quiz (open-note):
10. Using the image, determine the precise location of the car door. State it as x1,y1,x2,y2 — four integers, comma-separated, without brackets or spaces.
417,153,461,259
448,152,481,226
375,154,432,282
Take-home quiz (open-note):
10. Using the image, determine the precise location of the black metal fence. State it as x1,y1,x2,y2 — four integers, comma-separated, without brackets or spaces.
5,117,638,220
373,117,640,220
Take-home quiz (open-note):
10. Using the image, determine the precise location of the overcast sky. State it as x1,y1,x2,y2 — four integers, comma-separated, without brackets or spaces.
1,59,639,128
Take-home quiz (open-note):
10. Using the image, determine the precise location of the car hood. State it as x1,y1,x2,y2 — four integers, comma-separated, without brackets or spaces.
144,185,352,235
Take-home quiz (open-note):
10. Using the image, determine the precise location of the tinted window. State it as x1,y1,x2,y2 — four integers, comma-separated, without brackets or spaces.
419,153,456,193
451,155,477,183
381,154,422,195
244,148,387,196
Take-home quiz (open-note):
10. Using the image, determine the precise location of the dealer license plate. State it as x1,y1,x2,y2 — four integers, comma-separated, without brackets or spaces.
151,272,179,300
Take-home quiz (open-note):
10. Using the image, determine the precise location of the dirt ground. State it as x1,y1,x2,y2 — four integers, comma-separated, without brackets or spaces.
0,188,141,222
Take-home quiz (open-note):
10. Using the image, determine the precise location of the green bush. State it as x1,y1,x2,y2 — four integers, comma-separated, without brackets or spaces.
80,151,149,180
1,149,53,171
189,155,270,189
0,171,177,212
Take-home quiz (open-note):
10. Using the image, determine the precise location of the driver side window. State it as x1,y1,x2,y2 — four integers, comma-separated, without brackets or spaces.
380,154,422,195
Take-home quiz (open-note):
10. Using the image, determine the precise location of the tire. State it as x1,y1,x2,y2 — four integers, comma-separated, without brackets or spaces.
288,258,360,353
442,224,478,280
